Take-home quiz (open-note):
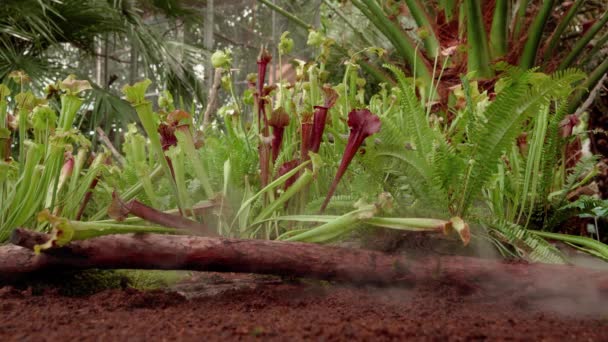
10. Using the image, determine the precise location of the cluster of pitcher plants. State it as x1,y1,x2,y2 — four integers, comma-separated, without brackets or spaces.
1,30,607,263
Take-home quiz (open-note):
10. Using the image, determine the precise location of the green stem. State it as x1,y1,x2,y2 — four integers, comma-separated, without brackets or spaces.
35,218,185,253
166,146,192,215
280,204,377,243
579,32,608,67
44,142,67,210
542,0,586,64
322,0,375,48
342,63,352,116
558,11,608,70
529,230,608,260
354,0,432,86
365,217,448,231
231,160,311,228
59,94,84,131
567,57,608,113
66,148,88,198
404,0,440,57
175,127,214,198
512,0,531,39
490,0,508,58
133,102,184,212
0,87,8,130
11,142,43,208
138,165,162,209
309,66,320,111
0,108,7,163
516,105,549,227
464,0,494,77
68,221,184,240
334,45,394,85
263,215,449,233
440,0,457,21
519,0,555,70
257,0,312,30
253,169,314,224
18,107,28,166
3,166,44,235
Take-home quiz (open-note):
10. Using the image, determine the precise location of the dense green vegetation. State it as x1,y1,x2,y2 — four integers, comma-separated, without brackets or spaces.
1,1,607,266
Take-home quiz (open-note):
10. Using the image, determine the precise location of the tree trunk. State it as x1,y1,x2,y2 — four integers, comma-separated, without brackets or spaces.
2,229,608,297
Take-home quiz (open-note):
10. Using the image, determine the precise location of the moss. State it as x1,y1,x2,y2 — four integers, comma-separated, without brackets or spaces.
117,270,189,290
12,269,189,296
250,326,265,337
23,270,129,296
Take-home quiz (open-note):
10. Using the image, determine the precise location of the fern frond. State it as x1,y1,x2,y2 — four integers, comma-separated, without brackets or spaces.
516,104,550,227
545,68,586,99
383,64,437,159
562,155,599,196
546,195,608,230
457,68,583,217
539,99,570,201
375,112,407,148
431,141,465,207
486,219,568,264
373,147,445,208
457,71,532,216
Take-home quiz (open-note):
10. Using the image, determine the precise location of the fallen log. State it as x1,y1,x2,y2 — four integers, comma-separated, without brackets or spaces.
2,229,608,296
2,229,416,284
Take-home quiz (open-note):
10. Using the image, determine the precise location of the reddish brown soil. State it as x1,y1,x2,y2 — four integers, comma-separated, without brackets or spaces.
2,271,608,341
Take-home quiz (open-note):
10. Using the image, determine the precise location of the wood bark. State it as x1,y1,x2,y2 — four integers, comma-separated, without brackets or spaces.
2,229,608,296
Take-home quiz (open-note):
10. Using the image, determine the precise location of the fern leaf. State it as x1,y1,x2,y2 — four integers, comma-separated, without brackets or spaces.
383,64,436,159
487,219,568,264
457,68,582,217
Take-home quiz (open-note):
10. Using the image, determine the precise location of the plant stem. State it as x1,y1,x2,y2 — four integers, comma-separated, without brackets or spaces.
253,168,314,224
567,57,608,113
464,0,494,77
133,101,184,212
17,107,28,168
404,0,440,57
257,0,312,30
354,0,432,86
490,0,508,58
231,160,311,228
512,0,531,39
558,11,608,70
322,0,375,48
175,126,214,198
281,204,377,243
519,0,555,70
542,0,586,64
529,230,608,260
579,32,608,67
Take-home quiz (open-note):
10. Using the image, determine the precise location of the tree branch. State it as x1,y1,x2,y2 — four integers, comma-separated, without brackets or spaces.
202,68,223,129
95,127,126,167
